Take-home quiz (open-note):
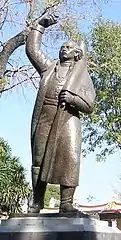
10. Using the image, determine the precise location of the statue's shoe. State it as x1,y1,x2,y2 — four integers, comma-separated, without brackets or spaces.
28,201,44,213
59,202,78,214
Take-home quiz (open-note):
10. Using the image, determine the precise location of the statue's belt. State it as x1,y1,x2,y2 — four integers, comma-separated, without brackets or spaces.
43,97,58,106
43,97,79,117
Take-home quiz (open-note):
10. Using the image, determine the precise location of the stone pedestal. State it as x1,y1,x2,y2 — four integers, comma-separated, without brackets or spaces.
0,213,121,239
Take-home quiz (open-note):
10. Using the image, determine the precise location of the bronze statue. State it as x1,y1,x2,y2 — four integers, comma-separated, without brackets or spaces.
26,14,95,213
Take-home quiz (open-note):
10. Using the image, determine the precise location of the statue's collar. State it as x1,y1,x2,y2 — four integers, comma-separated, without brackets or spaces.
55,59,75,71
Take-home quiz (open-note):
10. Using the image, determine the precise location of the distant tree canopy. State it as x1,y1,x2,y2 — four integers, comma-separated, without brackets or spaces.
44,184,60,207
0,138,31,214
83,21,121,160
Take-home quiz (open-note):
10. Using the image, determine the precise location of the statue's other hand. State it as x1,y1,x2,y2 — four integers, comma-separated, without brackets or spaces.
38,13,58,28
59,91,74,106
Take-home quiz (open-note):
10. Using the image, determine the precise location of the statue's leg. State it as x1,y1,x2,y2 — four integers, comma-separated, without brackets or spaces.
59,185,78,213
29,105,57,213
28,166,47,213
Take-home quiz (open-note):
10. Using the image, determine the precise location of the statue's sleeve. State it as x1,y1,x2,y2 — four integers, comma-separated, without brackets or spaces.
26,24,52,75
71,95,93,114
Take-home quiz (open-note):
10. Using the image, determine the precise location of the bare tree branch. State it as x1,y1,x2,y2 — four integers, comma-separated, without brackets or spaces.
0,78,29,93
0,0,9,30
0,74,38,93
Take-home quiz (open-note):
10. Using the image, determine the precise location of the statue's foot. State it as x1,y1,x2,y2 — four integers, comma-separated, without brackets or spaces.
59,202,78,214
28,201,44,214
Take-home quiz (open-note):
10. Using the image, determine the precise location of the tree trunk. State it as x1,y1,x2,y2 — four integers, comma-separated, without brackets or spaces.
0,30,27,94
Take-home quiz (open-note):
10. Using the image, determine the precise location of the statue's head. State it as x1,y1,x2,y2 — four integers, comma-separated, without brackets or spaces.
59,40,83,62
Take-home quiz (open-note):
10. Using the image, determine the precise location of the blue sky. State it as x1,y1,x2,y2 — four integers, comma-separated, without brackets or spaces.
0,0,121,205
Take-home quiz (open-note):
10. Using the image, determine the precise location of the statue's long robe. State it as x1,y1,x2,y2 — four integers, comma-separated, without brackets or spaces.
26,25,96,186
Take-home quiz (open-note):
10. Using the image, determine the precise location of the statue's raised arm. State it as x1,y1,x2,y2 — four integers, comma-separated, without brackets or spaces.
26,14,58,75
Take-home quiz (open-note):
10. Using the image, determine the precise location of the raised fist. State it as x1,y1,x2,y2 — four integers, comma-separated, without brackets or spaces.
37,13,58,28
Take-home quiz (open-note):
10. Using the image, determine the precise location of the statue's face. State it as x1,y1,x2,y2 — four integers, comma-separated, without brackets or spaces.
59,41,76,62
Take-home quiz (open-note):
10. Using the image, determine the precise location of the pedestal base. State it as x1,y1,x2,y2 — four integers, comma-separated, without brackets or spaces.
0,213,121,240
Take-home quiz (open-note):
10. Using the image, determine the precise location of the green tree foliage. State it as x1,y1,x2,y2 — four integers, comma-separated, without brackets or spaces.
44,184,60,207
83,21,121,160
0,138,31,214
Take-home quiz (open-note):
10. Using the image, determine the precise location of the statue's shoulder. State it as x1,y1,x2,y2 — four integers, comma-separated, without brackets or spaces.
42,59,58,76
